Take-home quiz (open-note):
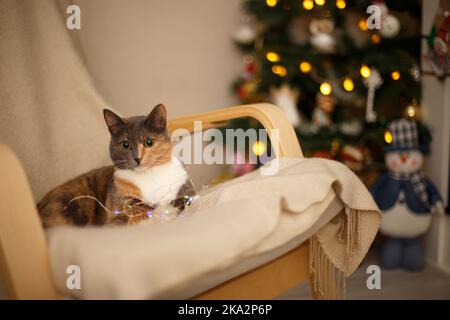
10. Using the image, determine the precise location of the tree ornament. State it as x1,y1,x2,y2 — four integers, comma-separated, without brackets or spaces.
233,17,257,45
289,17,312,45
424,5,450,78
312,92,335,128
344,12,371,48
380,15,400,38
309,18,336,53
237,79,259,101
363,68,383,123
270,83,303,127
374,1,400,39
409,64,421,82
311,150,334,159
242,55,256,80
339,145,369,172
339,118,363,136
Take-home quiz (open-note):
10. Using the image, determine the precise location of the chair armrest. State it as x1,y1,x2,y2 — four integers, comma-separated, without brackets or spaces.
0,144,58,299
168,103,303,158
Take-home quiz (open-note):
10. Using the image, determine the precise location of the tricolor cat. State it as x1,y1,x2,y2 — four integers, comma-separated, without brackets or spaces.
38,104,195,227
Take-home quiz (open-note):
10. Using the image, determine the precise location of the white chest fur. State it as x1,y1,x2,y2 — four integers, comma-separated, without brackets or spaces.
115,157,188,205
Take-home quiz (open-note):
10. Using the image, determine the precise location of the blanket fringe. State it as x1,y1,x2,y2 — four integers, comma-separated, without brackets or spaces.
309,209,358,300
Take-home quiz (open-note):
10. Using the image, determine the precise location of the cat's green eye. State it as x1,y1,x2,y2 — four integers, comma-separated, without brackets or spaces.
144,137,155,148
121,140,131,151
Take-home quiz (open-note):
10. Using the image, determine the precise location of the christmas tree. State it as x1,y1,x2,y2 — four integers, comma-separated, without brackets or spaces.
232,0,426,182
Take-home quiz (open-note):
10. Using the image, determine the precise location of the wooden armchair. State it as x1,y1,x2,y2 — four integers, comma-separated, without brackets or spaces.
0,103,318,300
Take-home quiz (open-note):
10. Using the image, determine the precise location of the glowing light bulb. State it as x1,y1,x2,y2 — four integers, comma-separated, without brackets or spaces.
303,0,314,10
358,19,368,31
315,0,326,5
343,78,354,91
384,131,393,144
299,61,312,73
320,82,332,95
266,51,280,62
266,0,278,7
336,0,346,9
252,141,266,156
391,71,401,80
406,105,416,118
272,65,287,77
360,65,371,78
371,34,381,44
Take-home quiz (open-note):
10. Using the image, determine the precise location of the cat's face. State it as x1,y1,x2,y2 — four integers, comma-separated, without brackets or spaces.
103,104,172,170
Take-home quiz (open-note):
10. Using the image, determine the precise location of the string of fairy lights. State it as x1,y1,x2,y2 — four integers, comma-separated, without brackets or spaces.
261,0,408,96
266,0,347,10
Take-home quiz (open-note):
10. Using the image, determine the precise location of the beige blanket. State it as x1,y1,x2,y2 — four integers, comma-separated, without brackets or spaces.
0,0,110,201
47,158,380,299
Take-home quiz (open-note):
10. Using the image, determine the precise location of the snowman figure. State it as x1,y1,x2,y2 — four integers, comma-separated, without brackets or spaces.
371,119,444,271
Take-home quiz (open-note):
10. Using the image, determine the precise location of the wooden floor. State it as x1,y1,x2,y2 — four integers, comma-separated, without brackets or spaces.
279,258,450,300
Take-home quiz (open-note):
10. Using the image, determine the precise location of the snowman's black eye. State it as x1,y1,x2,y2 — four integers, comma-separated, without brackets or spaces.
120,140,131,150
144,137,155,148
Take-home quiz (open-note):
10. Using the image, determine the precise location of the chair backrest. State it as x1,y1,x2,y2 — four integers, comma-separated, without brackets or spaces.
0,0,110,201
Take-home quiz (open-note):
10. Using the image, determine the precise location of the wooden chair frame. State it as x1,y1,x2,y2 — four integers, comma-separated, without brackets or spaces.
0,103,317,299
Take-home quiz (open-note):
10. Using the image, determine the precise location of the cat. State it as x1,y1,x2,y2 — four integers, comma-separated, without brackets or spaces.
37,104,195,228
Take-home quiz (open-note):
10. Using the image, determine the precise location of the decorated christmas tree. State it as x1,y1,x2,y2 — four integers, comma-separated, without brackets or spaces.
232,0,427,182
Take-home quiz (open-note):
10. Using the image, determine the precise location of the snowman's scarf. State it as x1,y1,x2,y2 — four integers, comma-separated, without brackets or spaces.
390,171,430,209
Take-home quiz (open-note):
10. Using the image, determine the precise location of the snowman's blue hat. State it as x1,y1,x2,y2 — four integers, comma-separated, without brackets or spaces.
384,119,428,153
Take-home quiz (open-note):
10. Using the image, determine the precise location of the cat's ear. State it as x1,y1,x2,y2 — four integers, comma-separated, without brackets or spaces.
145,104,167,131
103,109,126,135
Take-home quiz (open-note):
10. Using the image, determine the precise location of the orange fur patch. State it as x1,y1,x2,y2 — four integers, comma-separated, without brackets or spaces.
114,177,142,199
140,135,173,168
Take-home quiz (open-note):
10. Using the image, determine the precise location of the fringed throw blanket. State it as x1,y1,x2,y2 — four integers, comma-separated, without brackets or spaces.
47,158,380,299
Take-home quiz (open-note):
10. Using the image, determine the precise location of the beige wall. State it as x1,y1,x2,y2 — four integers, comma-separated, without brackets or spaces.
75,0,242,117
422,0,450,273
